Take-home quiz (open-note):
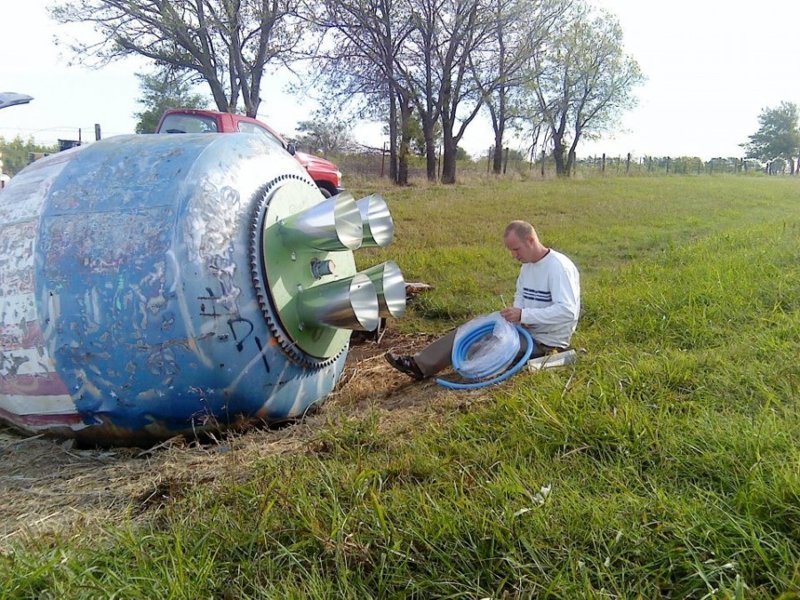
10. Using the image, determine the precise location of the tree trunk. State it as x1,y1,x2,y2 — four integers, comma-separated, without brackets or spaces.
566,132,581,175
552,135,568,176
440,71,457,184
397,94,412,185
494,88,508,174
441,121,457,184
420,113,437,181
410,98,437,180
487,100,504,174
567,149,576,176
492,142,504,174
398,143,409,185
209,79,231,114
388,85,398,183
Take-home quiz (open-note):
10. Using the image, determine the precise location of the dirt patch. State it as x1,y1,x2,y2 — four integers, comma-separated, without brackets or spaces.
0,330,480,548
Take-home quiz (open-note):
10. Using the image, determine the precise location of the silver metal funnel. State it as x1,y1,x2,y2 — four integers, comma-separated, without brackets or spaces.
296,273,380,331
361,261,406,318
280,192,363,251
356,194,394,248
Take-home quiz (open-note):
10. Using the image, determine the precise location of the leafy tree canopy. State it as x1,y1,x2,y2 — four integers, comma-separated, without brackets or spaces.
530,1,644,176
405,114,441,158
294,110,357,156
134,69,208,134
742,101,800,174
0,136,58,177
51,0,303,117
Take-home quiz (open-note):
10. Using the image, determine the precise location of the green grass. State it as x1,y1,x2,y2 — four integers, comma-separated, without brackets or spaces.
3,175,800,598
357,176,800,329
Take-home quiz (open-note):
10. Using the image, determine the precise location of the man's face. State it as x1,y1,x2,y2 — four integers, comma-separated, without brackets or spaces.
504,232,534,263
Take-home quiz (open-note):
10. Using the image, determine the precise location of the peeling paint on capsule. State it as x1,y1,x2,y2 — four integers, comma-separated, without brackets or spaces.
0,134,352,445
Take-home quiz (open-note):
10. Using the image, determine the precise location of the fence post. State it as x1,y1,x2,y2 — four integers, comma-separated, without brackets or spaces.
666,157,671,174
626,152,631,174
503,147,509,174
540,150,545,178
602,153,606,173
94,124,102,141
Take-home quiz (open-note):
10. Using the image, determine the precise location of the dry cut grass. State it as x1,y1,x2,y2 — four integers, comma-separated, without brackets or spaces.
0,329,468,548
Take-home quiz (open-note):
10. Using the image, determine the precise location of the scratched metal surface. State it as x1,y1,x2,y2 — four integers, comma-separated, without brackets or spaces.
0,134,346,444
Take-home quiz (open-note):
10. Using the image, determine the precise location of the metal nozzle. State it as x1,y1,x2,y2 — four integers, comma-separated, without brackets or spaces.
356,194,394,248
360,260,406,318
280,192,363,251
296,273,379,331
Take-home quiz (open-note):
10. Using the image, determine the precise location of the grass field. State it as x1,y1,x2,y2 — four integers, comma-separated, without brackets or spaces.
3,176,800,598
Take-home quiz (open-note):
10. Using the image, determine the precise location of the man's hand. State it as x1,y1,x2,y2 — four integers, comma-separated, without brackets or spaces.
500,306,522,323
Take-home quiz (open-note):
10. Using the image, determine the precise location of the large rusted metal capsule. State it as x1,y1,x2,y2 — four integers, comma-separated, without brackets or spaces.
0,133,405,445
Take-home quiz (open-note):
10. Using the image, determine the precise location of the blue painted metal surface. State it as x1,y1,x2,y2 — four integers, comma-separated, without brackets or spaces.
0,133,349,444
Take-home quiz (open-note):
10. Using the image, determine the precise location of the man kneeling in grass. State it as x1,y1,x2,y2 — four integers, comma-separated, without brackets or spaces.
385,220,581,380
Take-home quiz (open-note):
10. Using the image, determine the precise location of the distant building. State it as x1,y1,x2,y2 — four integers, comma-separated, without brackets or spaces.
58,139,81,152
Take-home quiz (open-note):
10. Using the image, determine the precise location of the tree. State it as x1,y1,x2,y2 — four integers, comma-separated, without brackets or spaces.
406,112,440,156
0,137,58,176
742,102,800,175
134,69,207,133
402,0,492,184
294,110,357,155
397,0,440,181
50,0,303,117
529,2,643,176
767,158,787,175
472,0,565,174
311,0,415,184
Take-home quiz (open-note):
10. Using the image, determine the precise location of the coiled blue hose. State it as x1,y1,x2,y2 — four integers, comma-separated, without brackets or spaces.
435,322,534,390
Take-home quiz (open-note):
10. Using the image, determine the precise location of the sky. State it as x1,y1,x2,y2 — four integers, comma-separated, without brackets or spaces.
1,0,799,161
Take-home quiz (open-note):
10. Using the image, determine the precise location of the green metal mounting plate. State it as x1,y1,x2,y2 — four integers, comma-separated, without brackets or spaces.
261,180,356,359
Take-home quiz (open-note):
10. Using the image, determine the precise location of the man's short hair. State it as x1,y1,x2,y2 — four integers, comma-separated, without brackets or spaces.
504,220,534,240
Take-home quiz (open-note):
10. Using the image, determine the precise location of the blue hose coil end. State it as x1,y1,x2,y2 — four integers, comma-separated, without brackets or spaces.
435,324,534,390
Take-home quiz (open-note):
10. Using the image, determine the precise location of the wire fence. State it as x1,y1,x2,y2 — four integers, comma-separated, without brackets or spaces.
5,135,786,184
330,147,779,183
570,154,765,176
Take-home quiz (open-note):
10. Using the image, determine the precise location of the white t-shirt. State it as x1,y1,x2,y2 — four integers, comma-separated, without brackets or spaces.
513,249,580,348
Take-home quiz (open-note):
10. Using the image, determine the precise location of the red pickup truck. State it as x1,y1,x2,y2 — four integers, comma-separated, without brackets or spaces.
156,108,344,197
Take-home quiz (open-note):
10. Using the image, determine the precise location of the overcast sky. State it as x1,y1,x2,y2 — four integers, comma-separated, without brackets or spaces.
2,0,799,160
